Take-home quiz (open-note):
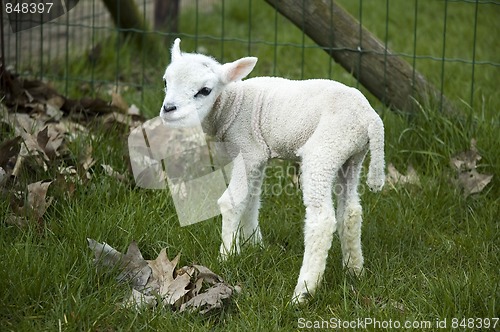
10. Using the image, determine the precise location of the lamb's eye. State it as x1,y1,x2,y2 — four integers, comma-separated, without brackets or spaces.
195,87,212,98
163,79,167,88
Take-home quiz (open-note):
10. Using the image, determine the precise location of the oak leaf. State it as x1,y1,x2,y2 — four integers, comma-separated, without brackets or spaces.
87,239,239,314
450,139,493,196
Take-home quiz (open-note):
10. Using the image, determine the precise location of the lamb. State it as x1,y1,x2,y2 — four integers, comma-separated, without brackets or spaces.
160,38,385,304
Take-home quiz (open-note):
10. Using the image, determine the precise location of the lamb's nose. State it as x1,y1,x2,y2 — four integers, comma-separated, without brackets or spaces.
163,105,177,113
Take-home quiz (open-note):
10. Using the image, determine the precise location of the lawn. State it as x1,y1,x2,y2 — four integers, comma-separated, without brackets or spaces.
0,1,498,331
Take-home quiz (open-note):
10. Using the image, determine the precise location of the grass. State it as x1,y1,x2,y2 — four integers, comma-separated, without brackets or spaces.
1,1,499,331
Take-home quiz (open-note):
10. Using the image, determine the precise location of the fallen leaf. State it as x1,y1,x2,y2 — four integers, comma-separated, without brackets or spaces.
87,238,124,268
45,103,64,121
101,164,126,182
385,163,420,189
450,139,493,196
457,169,493,196
179,282,235,314
450,138,480,172
119,241,152,289
79,145,95,172
128,104,140,116
37,126,64,159
26,180,53,220
87,239,152,290
6,180,53,228
124,289,157,309
111,92,129,113
87,239,239,314
0,136,21,168
0,167,6,186
147,249,180,296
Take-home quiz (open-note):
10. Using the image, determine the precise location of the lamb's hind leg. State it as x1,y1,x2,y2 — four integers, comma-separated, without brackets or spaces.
336,151,367,276
292,152,339,304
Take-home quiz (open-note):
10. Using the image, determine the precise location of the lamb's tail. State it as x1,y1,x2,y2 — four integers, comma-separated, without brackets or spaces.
366,115,385,192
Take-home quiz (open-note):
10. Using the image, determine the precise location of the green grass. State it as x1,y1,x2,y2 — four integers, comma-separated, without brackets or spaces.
1,1,499,331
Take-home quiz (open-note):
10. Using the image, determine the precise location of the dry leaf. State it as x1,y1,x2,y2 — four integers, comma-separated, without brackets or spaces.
0,167,6,186
87,239,152,290
125,289,157,309
457,169,493,196
87,239,239,314
385,163,420,189
111,92,129,113
179,282,235,314
45,104,64,121
0,136,21,168
101,164,126,182
1,70,145,204
87,238,124,267
6,180,53,228
27,181,53,219
450,139,493,196
128,104,140,116
79,145,95,172
37,126,64,159
119,241,152,289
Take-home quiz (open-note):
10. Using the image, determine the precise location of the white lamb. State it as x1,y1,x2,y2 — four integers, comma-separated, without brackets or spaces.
160,38,385,304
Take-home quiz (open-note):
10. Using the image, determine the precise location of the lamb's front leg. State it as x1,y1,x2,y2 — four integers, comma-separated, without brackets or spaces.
240,164,266,246
218,157,264,258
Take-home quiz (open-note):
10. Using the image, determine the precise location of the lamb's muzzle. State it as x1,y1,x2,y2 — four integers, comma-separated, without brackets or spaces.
160,38,385,304
163,105,177,113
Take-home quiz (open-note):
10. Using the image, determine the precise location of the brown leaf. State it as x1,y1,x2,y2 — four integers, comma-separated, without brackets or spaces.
0,167,6,186
163,270,192,306
87,239,152,290
46,95,65,109
5,214,29,228
87,241,239,313
120,242,152,289
125,289,157,309
146,250,180,295
128,104,140,116
81,148,95,171
450,138,480,172
37,126,64,159
6,181,53,227
193,264,223,285
87,238,124,268
111,92,129,113
458,169,493,196
26,180,53,220
0,136,21,168
101,164,126,182
179,282,235,314
45,104,64,121
451,139,493,196
386,163,420,189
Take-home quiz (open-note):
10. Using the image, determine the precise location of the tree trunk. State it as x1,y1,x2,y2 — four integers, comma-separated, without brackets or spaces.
265,0,455,114
102,0,147,40
154,0,180,47
154,0,180,33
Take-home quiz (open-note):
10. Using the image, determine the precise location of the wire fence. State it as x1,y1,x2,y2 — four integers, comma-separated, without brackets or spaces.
1,0,499,114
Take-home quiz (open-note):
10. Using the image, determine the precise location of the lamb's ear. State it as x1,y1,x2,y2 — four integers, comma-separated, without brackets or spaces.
171,38,182,62
220,57,258,84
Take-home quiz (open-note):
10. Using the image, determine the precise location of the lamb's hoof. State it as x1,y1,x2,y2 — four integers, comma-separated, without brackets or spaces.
367,178,385,192
218,244,240,262
291,291,312,305
347,266,365,278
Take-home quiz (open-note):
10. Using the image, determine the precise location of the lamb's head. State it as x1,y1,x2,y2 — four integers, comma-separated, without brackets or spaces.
160,38,258,127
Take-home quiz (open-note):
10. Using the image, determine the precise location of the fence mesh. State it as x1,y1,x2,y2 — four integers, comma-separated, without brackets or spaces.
1,0,499,115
